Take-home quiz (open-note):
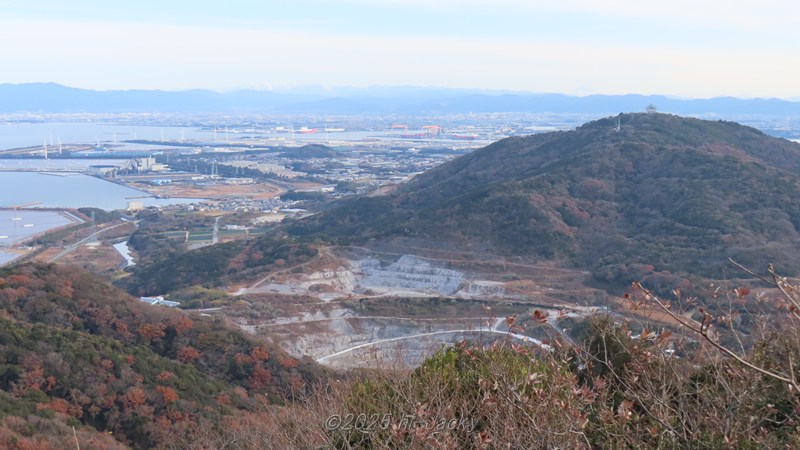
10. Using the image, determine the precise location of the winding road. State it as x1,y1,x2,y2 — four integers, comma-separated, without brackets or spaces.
315,320,551,363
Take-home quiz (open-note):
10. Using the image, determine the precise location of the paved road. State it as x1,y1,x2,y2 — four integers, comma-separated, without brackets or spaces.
49,222,128,263
315,321,551,363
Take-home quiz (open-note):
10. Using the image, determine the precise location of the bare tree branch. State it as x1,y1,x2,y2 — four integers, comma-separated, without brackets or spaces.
634,282,800,392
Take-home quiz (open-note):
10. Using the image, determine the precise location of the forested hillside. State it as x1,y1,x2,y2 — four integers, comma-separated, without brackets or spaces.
291,113,800,284
0,264,326,449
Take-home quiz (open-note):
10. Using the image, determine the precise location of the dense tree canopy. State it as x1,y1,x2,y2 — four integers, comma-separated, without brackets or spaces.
291,113,800,284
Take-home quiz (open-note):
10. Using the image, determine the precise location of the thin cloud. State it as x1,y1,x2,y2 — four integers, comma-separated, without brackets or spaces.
0,17,795,98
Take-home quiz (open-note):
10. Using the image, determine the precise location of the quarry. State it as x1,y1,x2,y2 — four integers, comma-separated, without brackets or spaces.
229,246,604,369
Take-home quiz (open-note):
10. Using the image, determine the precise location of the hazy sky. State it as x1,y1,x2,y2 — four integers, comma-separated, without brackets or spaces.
1,0,798,98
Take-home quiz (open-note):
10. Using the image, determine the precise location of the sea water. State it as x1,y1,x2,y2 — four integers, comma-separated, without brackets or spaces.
0,172,198,210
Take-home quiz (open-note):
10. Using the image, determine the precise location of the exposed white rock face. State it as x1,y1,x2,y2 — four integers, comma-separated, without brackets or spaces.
270,308,355,325
355,255,464,295
302,268,356,291
459,281,506,297
280,318,485,369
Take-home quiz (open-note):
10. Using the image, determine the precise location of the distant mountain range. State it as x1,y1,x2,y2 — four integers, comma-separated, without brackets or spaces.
290,113,800,283
3,83,800,116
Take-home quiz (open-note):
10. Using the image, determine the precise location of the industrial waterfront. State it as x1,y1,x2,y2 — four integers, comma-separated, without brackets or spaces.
0,122,211,150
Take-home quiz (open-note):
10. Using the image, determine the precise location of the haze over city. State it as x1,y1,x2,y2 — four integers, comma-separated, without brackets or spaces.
1,0,798,98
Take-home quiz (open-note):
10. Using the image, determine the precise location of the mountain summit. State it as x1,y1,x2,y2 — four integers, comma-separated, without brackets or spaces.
291,113,800,281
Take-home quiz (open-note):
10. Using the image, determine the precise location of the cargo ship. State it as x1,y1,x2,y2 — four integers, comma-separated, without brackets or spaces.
296,127,318,134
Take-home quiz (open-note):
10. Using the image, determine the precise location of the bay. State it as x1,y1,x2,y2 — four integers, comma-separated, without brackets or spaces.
0,172,199,210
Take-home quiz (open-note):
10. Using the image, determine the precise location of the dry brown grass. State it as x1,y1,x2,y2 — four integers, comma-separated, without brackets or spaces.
141,181,283,199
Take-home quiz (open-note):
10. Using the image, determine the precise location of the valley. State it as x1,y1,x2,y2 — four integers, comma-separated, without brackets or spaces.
5,111,800,448
12,112,798,373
